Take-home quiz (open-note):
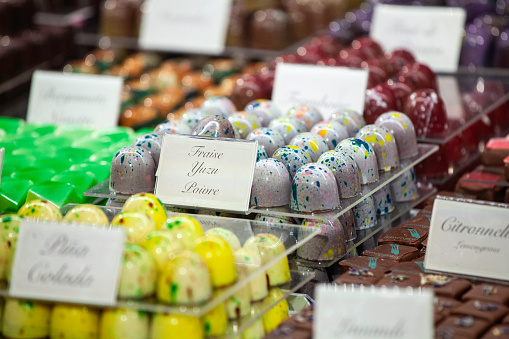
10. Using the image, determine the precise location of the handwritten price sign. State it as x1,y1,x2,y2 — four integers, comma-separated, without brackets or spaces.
155,135,258,212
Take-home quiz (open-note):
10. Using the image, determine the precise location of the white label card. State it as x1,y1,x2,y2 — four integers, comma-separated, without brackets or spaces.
314,285,434,339
272,63,368,119
425,198,509,282
370,5,466,73
10,222,125,306
155,135,258,212
139,0,232,55
26,70,123,127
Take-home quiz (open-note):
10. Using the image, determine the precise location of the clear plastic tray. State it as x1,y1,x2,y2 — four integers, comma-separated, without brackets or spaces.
84,143,438,222
292,183,436,269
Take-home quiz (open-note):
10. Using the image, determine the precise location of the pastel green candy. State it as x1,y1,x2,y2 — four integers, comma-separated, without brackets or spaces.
26,181,80,208
70,162,110,182
57,147,94,163
12,167,56,184
51,170,97,201
0,178,33,213
34,157,73,174
3,158,34,177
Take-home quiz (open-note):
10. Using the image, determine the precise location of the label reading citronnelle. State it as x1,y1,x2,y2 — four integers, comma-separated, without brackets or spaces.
425,197,509,282
10,221,125,306
155,134,258,212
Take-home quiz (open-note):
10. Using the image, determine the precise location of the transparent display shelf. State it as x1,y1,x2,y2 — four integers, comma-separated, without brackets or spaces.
291,183,436,269
84,143,438,222
52,206,320,317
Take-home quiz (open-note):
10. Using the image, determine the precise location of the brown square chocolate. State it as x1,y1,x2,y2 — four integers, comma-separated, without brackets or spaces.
338,256,397,273
435,316,491,339
377,227,428,247
401,214,431,230
481,325,509,339
333,268,383,286
417,204,433,218
419,276,472,299
375,273,422,288
281,306,314,331
462,284,509,305
435,296,463,318
363,244,420,262
390,262,426,276
452,299,509,323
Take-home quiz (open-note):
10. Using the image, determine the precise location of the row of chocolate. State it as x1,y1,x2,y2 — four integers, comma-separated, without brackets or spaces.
0,193,293,338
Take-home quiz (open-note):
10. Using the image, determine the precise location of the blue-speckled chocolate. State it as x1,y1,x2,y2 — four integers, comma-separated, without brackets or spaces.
201,96,236,119
317,150,361,198
256,144,268,161
254,213,294,224
391,168,418,202
154,120,191,136
289,132,329,162
268,117,305,144
246,128,285,157
229,111,262,139
180,109,208,130
245,99,280,126
356,124,399,172
133,133,162,166
110,146,155,194
336,138,379,184
330,109,366,137
353,196,376,230
191,115,236,138
373,185,394,215
250,159,291,207
339,209,356,242
273,145,312,179
290,163,340,212
297,217,346,261
375,112,418,159
286,104,324,129
311,121,349,149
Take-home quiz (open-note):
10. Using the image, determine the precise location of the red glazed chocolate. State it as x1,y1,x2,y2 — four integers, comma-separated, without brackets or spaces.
363,84,398,124
403,89,448,137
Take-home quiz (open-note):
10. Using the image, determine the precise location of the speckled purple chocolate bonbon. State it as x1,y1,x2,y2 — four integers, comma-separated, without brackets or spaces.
154,120,191,136
375,112,418,159
110,146,156,194
297,218,347,261
317,151,361,198
246,128,285,157
339,209,356,242
273,146,312,179
191,116,236,138
289,132,330,162
251,159,291,207
353,196,376,230
391,168,418,202
290,163,340,212
254,213,295,224
372,185,394,215
245,99,280,126
331,109,366,137
201,96,236,118
256,144,268,162
180,109,208,130
336,138,379,184
133,133,162,166
311,121,349,149
286,104,324,129
356,125,399,172
268,117,305,144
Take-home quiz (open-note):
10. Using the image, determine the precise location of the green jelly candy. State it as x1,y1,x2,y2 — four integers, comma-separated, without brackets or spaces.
11,167,57,184
20,124,57,137
51,170,97,197
0,178,33,213
26,181,80,208
0,142,16,155
69,162,110,183
72,137,112,153
12,136,38,149
2,157,32,178
34,158,73,174
10,148,34,157
0,117,23,134
56,147,94,163
89,148,115,163
5,153,36,165
94,127,134,143
34,135,75,149
54,125,94,140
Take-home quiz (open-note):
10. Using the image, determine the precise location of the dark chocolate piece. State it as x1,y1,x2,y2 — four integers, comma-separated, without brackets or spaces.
452,299,509,323
375,273,421,288
435,296,463,318
481,325,509,339
390,262,426,276
363,244,420,262
417,204,433,218
339,255,397,273
455,171,504,202
377,227,428,247
403,214,431,231
422,276,471,299
462,284,509,305
333,268,383,286
435,316,490,339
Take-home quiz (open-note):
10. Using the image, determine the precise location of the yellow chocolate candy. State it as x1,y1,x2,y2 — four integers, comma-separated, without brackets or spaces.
99,308,149,339
18,199,63,222
150,314,204,339
194,234,237,287
119,244,157,299
122,193,167,229
157,249,212,305
162,215,203,250
0,214,22,282
244,233,290,286
50,304,99,339
63,204,109,226
260,288,289,333
141,231,183,271
240,306,265,339
3,298,51,339
234,247,268,302
202,301,227,336
111,212,156,245
204,227,241,250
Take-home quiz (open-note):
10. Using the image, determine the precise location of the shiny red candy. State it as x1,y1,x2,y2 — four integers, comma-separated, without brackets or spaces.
363,84,398,124
351,37,384,59
403,89,448,137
